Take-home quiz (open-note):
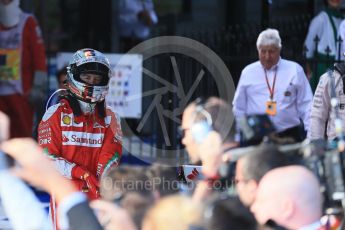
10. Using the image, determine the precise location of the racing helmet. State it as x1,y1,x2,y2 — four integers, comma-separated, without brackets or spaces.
66,48,111,103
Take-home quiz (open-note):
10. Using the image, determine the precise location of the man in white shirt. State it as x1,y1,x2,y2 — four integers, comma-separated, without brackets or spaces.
233,28,313,142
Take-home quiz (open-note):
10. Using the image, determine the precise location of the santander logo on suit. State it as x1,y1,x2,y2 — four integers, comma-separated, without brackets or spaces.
62,131,104,147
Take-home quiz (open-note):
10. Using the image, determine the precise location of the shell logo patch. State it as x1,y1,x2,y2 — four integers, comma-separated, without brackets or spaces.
62,115,71,125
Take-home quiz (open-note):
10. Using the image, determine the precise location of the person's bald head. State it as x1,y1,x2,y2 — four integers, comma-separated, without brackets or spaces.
251,166,322,229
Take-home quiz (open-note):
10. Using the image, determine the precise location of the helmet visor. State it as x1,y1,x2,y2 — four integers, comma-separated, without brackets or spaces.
77,62,110,86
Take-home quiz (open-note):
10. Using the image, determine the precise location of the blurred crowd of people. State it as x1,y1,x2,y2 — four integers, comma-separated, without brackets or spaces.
2,0,345,230
0,93,335,230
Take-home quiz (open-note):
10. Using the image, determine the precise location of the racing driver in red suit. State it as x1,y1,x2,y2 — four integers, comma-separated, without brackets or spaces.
38,48,122,202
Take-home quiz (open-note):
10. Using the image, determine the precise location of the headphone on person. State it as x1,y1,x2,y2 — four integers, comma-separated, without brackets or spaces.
190,97,213,144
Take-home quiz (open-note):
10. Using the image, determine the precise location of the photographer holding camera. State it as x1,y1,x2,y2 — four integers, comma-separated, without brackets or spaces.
181,97,238,201
181,97,237,164
181,97,237,168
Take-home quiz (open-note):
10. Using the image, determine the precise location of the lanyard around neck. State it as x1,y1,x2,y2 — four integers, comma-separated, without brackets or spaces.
264,66,278,100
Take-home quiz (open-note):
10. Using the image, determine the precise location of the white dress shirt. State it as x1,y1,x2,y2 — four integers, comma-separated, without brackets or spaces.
232,58,313,132
0,169,87,230
58,192,88,229
0,170,51,230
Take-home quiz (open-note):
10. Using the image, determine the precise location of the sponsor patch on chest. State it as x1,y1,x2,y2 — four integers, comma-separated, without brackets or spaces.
62,131,104,147
61,112,83,127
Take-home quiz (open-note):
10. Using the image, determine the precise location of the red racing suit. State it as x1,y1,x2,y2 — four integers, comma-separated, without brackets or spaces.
38,98,122,199
0,12,47,138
